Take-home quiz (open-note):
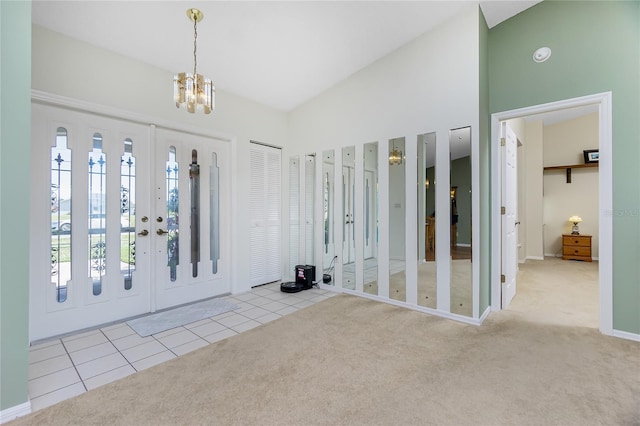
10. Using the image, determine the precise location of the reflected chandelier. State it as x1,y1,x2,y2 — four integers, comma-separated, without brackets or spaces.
389,140,403,166
173,8,215,114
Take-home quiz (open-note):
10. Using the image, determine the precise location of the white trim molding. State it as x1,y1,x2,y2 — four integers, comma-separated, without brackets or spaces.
490,92,613,336
0,401,31,424
612,329,640,343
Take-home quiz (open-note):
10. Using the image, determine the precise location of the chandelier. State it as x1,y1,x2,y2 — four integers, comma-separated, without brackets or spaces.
174,8,214,114
389,140,404,165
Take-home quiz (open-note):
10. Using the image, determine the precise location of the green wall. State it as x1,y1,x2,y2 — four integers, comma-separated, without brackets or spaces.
489,1,640,333
0,0,31,411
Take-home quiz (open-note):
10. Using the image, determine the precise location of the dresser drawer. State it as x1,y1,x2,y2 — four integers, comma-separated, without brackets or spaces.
562,235,591,247
563,246,591,257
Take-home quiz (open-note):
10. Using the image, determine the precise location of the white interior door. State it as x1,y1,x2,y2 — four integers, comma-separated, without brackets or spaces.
342,166,356,264
153,129,230,310
501,123,518,308
249,143,282,287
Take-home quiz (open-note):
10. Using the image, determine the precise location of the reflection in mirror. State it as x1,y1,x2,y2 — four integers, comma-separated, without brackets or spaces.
389,137,406,301
363,142,378,295
449,127,472,316
417,133,436,308
322,150,336,284
305,155,315,265
288,156,300,276
342,146,356,290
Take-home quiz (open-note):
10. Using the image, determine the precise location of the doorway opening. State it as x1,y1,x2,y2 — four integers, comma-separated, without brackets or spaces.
491,92,613,335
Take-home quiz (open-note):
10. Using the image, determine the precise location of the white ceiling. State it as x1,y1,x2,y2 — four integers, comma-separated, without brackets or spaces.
32,1,541,112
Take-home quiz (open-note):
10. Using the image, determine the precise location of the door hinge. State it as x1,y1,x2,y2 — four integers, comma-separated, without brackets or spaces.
501,206,506,215
501,274,506,283
500,137,506,146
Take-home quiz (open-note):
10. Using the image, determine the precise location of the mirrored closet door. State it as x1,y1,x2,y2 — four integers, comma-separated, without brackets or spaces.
388,137,406,302
417,133,436,308
449,127,472,316
363,142,378,295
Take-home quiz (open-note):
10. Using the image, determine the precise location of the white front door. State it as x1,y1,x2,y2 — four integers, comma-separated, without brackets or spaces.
501,123,518,308
153,128,230,310
30,104,230,341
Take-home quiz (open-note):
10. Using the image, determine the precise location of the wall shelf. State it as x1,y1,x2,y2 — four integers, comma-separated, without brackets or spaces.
543,163,598,183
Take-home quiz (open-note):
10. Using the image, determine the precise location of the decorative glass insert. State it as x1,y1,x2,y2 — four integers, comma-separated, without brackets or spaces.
210,152,220,274
88,133,107,296
189,149,200,278
120,138,136,290
51,127,71,303
166,146,179,281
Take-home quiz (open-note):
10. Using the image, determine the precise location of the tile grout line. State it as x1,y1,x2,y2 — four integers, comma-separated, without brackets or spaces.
58,339,88,393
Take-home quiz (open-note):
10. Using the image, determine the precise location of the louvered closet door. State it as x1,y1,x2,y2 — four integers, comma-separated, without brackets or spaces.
249,143,282,286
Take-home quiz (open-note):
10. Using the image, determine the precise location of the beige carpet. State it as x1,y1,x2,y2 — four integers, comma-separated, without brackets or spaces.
11,275,639,425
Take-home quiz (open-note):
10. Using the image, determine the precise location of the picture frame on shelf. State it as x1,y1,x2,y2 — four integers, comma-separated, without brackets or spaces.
583,149,599,164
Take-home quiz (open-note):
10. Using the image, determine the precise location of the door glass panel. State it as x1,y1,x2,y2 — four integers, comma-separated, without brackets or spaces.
120,138,136,290
166,146,179,282
450,127,472,316
189,149,200,277
289,156,300,275
363,142,378,295
322,150,335,284
342,145,355,290
88,133,107,296
418,133,436,308
210,152,220,274
51,127,71,303
389,137,406,302
305,155,315,265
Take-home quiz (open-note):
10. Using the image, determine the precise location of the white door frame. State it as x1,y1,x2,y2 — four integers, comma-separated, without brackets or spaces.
490,92,613,336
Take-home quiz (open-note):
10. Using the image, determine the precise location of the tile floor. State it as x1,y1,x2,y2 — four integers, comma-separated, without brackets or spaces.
27,282,336,413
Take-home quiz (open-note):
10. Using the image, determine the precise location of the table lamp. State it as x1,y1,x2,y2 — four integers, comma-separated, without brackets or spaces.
569,215,582,235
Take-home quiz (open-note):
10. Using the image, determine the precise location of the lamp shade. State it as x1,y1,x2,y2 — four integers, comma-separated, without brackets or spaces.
568,215,582,223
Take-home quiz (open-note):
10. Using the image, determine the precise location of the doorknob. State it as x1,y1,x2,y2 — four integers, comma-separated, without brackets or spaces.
137,229,149,236
156,229,169,235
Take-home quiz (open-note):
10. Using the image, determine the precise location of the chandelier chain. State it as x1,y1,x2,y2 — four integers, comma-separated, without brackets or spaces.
193,17,198,76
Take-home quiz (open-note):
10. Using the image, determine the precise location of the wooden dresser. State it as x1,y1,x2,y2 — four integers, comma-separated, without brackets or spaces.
562,234,592,262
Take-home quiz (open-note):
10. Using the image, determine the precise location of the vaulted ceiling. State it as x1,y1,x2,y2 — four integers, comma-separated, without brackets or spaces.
32,1,541,112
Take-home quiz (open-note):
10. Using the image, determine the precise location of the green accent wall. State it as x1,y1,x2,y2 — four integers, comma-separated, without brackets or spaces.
489,1,640,333
0,0,32,411
478,7,490,313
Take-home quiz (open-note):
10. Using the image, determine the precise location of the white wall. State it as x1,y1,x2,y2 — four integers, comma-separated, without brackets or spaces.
543,113,599,259
32,25,289,293
288,6,481,313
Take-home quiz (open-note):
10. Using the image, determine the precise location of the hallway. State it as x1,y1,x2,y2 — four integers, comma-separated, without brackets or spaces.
507,257,599,328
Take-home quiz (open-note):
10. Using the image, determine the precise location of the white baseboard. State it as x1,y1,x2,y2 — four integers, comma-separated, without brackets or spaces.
478,305,491,324
612,329,640,342
0,401,31,424
527,256,545,261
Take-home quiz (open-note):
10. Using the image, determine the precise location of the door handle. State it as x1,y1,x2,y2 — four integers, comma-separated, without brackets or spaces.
515,221,521,225
137,229,149,236
156,228,169,235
